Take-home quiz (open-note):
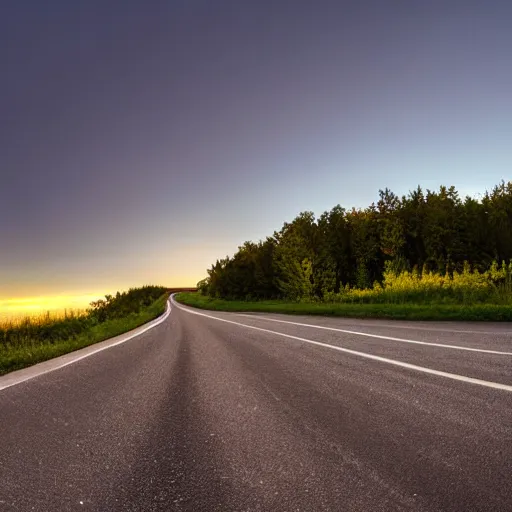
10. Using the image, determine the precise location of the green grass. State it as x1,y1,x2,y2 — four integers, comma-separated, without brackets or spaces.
0,294,168,376
176,292,512,322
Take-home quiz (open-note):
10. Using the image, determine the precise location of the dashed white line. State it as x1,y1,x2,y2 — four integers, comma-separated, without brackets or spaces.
236,315,512,355
173,299,512,393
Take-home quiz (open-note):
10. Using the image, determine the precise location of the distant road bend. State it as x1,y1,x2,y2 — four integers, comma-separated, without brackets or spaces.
1,296,511,511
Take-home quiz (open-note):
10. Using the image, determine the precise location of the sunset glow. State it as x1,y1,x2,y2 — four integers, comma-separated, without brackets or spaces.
1,1,510,319
0,294,105,320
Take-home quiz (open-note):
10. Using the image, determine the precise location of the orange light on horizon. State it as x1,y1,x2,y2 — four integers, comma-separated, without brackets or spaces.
0,276,202,321
0,293,106,320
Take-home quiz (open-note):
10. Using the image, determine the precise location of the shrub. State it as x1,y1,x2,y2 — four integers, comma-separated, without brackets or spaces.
320,261,512,305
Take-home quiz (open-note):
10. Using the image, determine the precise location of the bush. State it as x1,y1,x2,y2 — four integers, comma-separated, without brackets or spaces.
320,261,512,305
88,286,167,322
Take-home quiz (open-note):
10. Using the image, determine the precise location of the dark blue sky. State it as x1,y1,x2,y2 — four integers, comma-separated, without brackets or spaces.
2,0,511,301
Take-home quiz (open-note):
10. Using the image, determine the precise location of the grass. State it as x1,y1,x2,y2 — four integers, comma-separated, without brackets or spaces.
175,292,512,322
0,292,168,376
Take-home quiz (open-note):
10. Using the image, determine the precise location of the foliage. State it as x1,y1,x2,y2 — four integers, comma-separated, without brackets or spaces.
322,261,512,305
88,286,167,322
0,287,168,375
199,181,512,303
275,258,315,302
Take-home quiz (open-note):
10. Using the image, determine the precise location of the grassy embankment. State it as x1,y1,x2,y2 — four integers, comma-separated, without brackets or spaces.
176,292,512,321
176,265,512,321
0,286,169,376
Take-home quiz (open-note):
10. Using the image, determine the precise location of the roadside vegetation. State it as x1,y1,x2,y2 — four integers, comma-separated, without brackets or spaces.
0,286,168,375
189,181,512,321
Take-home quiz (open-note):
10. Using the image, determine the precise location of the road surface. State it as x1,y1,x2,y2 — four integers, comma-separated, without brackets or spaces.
0,298,511,511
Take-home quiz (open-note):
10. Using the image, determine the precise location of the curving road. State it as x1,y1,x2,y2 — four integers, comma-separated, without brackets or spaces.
0,297,511,511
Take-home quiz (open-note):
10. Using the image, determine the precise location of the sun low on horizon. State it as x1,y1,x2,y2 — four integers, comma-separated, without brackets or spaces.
2,2,512,510
0,278,201,320
0,276,200,321
1,0,511,320
0,294,105,321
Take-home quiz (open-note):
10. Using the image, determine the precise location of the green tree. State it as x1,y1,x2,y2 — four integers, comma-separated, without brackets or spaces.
200,180,512,301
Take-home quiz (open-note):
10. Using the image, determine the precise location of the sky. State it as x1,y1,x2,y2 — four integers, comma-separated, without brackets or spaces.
1,0,511,313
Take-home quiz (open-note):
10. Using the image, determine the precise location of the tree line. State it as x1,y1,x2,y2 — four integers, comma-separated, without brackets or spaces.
199,181,512,301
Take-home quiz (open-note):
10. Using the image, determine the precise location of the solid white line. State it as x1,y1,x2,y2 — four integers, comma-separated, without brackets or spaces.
172,299,512,393
235,315,512,355
0,300,172,392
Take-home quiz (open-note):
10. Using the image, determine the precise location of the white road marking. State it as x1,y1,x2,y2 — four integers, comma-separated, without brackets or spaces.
0,300,172,392
172,299,512,393
235,315,512,355
342,324,512,336
257,319,512,336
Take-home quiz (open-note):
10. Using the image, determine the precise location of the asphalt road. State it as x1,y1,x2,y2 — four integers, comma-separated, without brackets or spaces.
1,298,511,511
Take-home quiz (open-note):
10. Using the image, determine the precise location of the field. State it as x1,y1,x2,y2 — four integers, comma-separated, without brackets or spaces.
0,286,169,375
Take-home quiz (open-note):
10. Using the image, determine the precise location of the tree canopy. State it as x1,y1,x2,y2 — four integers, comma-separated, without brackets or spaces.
201,181,512,301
